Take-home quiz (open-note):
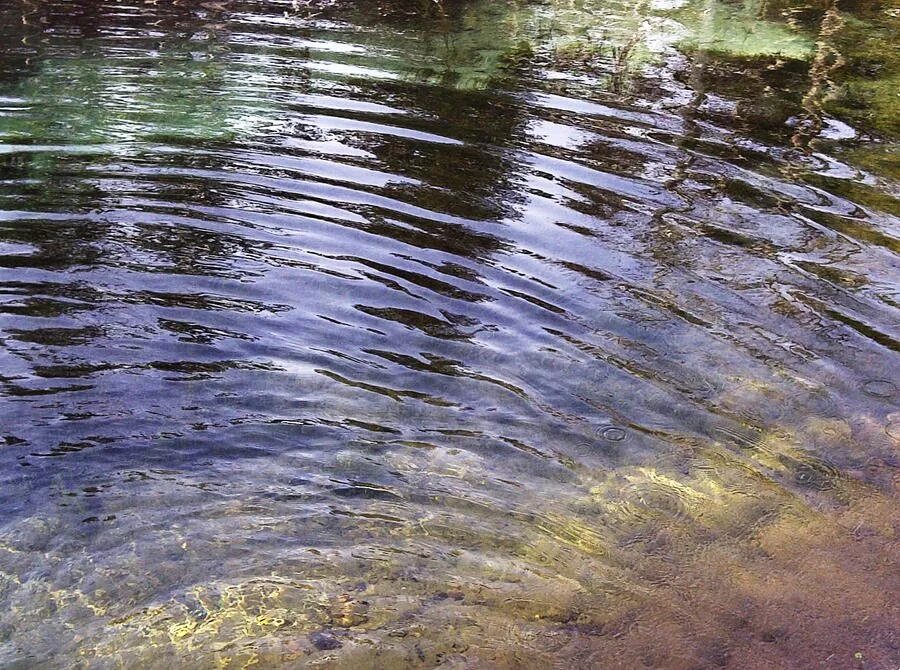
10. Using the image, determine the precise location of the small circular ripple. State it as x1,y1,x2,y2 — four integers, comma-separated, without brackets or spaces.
885,421,900,442
596,425,628,442
862,379,897,398
780,453,845,492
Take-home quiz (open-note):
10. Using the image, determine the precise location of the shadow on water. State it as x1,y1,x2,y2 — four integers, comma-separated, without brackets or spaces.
0,0,898,668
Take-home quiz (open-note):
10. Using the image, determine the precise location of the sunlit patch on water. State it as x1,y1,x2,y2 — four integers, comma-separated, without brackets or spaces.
0,0,898,667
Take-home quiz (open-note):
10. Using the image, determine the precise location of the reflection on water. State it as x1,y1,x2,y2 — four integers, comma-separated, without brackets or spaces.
0,0,898,667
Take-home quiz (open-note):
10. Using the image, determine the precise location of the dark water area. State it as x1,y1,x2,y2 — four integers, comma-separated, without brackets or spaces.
0,0,898,667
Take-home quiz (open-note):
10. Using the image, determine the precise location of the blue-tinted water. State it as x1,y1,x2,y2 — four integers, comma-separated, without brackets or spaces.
0,1,897,667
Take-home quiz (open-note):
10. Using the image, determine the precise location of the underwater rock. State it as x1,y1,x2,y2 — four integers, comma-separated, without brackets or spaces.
310,629,343,651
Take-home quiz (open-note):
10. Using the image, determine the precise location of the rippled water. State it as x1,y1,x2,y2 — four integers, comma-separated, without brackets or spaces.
0,0,898,667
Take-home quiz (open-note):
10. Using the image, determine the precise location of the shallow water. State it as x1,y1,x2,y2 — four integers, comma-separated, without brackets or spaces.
0,0,898,667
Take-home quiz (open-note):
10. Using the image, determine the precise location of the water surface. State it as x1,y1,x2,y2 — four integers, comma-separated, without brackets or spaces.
0,0,898,667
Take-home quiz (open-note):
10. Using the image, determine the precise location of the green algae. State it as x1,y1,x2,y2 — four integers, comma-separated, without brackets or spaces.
0,55,276,146
823,10,900,137
294,0,811,93
2,0,892,151
670,0,814,59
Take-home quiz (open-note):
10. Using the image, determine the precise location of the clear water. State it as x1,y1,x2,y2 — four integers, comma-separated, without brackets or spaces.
0,0,897,667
